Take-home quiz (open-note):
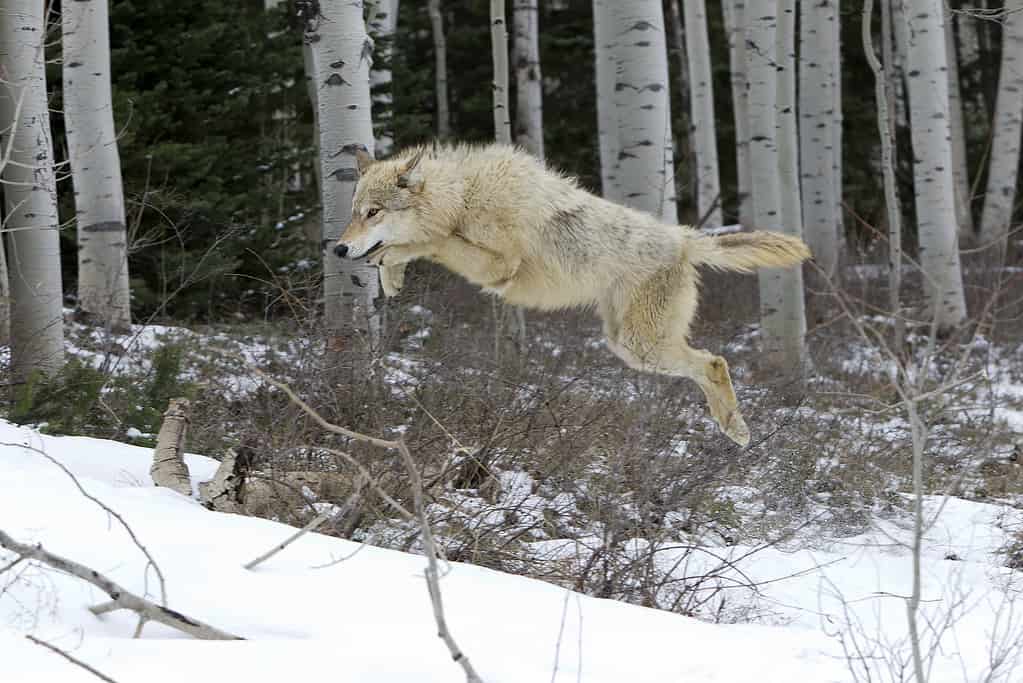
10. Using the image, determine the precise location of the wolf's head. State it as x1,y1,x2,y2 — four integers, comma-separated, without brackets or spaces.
335,148,444,261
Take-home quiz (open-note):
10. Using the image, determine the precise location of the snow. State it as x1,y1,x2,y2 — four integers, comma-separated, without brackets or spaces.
2,420,1022,682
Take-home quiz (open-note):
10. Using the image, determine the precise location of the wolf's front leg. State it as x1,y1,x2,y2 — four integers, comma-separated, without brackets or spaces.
379,263,406,297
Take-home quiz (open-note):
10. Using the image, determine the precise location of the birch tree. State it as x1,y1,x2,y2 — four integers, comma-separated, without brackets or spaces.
427,0,450,139
612,0,677,222
799,0,840,276
722,0,752,227
903,0,968,330
0,0,64,381
303,1,379,342
944,3,974,240
513,0,543,159
491,0,512,145
366,0,399,156
63,0,131,332
978,0,1023,256
681,0,722,228
747,0,806,373
831,1,844,237
593,0,620,200
491,0,525,351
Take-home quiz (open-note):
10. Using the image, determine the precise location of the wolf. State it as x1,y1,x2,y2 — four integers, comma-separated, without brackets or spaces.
335,144,810,446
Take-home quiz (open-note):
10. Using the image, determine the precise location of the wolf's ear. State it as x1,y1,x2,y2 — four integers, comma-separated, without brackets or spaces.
396,148,426,193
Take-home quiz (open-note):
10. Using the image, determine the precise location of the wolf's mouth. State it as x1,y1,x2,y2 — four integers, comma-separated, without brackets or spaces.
362,241,386,260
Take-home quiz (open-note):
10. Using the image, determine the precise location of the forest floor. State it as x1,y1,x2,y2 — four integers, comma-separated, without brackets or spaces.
4,266,1023,680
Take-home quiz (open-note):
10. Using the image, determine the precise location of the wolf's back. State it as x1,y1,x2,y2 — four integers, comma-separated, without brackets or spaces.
687,231,811,273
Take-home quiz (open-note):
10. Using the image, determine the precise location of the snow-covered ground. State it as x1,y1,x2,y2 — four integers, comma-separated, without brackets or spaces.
2,420,1022,682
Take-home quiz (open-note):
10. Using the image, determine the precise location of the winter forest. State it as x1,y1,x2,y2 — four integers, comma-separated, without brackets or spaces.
2,0,1023,680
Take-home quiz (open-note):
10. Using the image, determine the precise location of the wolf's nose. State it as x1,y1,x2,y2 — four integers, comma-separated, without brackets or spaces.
334,243,349,258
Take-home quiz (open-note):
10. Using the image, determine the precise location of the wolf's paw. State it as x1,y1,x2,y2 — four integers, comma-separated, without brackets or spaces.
721,410,750,447
380,264,406,297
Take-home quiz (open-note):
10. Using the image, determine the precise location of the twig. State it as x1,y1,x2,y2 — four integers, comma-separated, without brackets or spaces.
1,441,167,606
244,509,333,570
0,528,242,640
267,374,484,682
396,438,484,682
25,635,120,683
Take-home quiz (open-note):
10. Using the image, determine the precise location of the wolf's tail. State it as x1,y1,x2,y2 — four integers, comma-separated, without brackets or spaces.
687,231,811,273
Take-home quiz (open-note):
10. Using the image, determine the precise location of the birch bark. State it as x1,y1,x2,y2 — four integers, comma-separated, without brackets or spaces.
903,0,968,330
0,0,64,381
593,0,620,200
427,0,450,139
978,0,1023,255
612,0,677,222
747,0,806,373
63,0,131,332
682,0,722,227
304,1,380,343
799,0,840,277
513,0,543,158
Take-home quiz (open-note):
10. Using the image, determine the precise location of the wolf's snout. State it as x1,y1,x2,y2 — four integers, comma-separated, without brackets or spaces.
333,243,349,259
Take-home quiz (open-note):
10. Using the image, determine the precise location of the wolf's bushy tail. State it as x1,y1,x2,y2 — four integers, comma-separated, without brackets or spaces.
687,231,811,273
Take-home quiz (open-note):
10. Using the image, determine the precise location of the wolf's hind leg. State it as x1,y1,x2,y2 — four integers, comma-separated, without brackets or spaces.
607,338,750,447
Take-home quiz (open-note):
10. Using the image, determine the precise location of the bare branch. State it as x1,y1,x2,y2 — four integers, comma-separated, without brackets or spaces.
25,635,120,683
0,528,242,640
244,509,333,571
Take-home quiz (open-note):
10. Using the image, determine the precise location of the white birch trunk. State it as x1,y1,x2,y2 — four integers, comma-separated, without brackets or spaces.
776,0,802,235
612,0,677,222
978,0,1023,254
864,0,906,350
63,0,131,332
892,0,911,131
593,0,621,200
366,0,398,156
667,0,695,209
723,0,753,228
832,0,844,238
903,0,968,330
513,0,543,159
427,0,450,139
799,0,840,276
491,0,512,145
747,0,806,373
492,0,525,350
0,1,64,381
682,0,722,228
305,1,380,342
944,3,975,240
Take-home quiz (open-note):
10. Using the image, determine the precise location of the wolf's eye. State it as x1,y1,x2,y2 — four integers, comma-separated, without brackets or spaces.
366,207,381,219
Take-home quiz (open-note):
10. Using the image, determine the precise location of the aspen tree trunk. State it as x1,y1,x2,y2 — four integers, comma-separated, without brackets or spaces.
892,0,911,131
427,0,450,139
903,0,968,330
0,1,64,382
864,0,906,351
491,0,525,352
63,0,131,332
832,1,844,238
799,0,840,277
722,0,753,227
612,0,677,222
491,0,512,144
747,0,806,374
944,3,975,240
513,0,543,159
978,0,1023,256
776,0,802,235
593,0,621,201
681,0,722,228
366,0,399,156
304,1,380,344
667,0,696,217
